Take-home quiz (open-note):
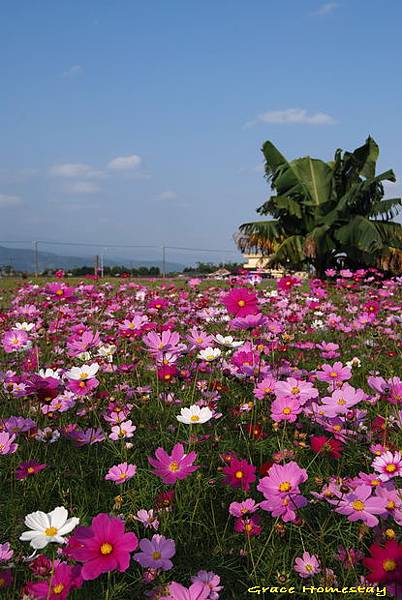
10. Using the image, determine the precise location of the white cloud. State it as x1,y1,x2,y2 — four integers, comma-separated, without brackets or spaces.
50,163,92,178
107,155,142,170
0,193,22,206
50,163,105,179
315,2,339,15
157,191,178,200
63,65,83,78
68,181,100,194
248,108,336,126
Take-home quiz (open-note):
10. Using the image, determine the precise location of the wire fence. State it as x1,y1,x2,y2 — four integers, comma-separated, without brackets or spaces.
0,239,242,277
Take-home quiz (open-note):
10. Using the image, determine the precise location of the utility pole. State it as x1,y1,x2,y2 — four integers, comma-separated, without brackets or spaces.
34,241,39,278
162,245,166,278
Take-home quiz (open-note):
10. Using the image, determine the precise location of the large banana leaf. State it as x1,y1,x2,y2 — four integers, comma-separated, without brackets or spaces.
369,198,402,220
290,157,333,206
269,235,306,265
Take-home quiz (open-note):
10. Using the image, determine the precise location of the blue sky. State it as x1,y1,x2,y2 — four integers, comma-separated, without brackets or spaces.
1,0,402,264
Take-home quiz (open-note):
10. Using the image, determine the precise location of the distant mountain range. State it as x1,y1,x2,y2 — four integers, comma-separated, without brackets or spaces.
0,245,185,273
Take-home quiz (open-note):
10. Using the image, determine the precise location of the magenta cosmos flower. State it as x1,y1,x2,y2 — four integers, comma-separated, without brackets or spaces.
222,457,256,491
134,534,175,570
148,443,198,485
16,460,47,480
161,581,210,600
25,562,82,600
294,551,320,578
335,485,387,527
271,396,302,423
372,451,402,481
221,287,259,317
68,513,138,580
105,463,137,485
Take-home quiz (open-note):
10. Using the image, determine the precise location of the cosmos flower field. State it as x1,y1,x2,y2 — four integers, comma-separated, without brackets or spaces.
0,271,401,599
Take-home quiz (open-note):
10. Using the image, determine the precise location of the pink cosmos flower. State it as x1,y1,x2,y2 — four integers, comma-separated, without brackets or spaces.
161,581,210,600
25,562,82,599
222,457,256,491
148,443,198,484
191,570,223,600
105,463,137,485
372,451,402,481
68,513,138,581
67,378,99,396
277,275,300,292
233,515,262,536
274,377,318,404
1,329,29,353
271,396,302,423
221,288,259,317
134,509,159,531
143,330,182,354
257,462,308,499
294,551,320,578
134,534,175,571
259,493,307,523
320,383,366,417
16,460,47,480
253,375,277,400
0,432,18,455
316,362,352,387
0,542,13,562
229,499,260,517
335,485,387,527
109,420,136,441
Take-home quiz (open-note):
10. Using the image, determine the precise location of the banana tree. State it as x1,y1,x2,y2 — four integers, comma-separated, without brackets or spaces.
236,137,402,277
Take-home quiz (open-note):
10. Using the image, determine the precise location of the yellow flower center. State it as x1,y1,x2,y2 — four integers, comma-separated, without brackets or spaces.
370,479,381,486
352,500,365,511
118,473,127,479
0,578,5,587
264,387,272,393
279,481,291,492
235,470,244,479
337,398,346,405
238,300,246,307
27,467,35,474
100,543,113,555
383,559,396,572
79,373,88,379
291,386,300,395
385,463,397,473
190,415,200,422
305,564,314,572
152,551,162,560
55,290,63,296
329,371,338,378
385,528,395,539
45,527,58,536
53,584,65,594
169,461,180,472
196,338,204,344
386,501,396,510
244,523,253,532
282,407,291,415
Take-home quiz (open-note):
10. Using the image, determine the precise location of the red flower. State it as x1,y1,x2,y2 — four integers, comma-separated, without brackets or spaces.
258,461,274,476
222,457,256,491
157,366,177,382
310,435,344,459
363,540,402,585
16,460,47,480
246,423,267,440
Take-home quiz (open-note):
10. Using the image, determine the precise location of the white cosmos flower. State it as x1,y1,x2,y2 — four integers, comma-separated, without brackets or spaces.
38,368,61,380
14,322,35,331
197,347,222,361
20,506,79,549
214,334,244,348
176,404,213,424
346,357,361,368
65,363,99,380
